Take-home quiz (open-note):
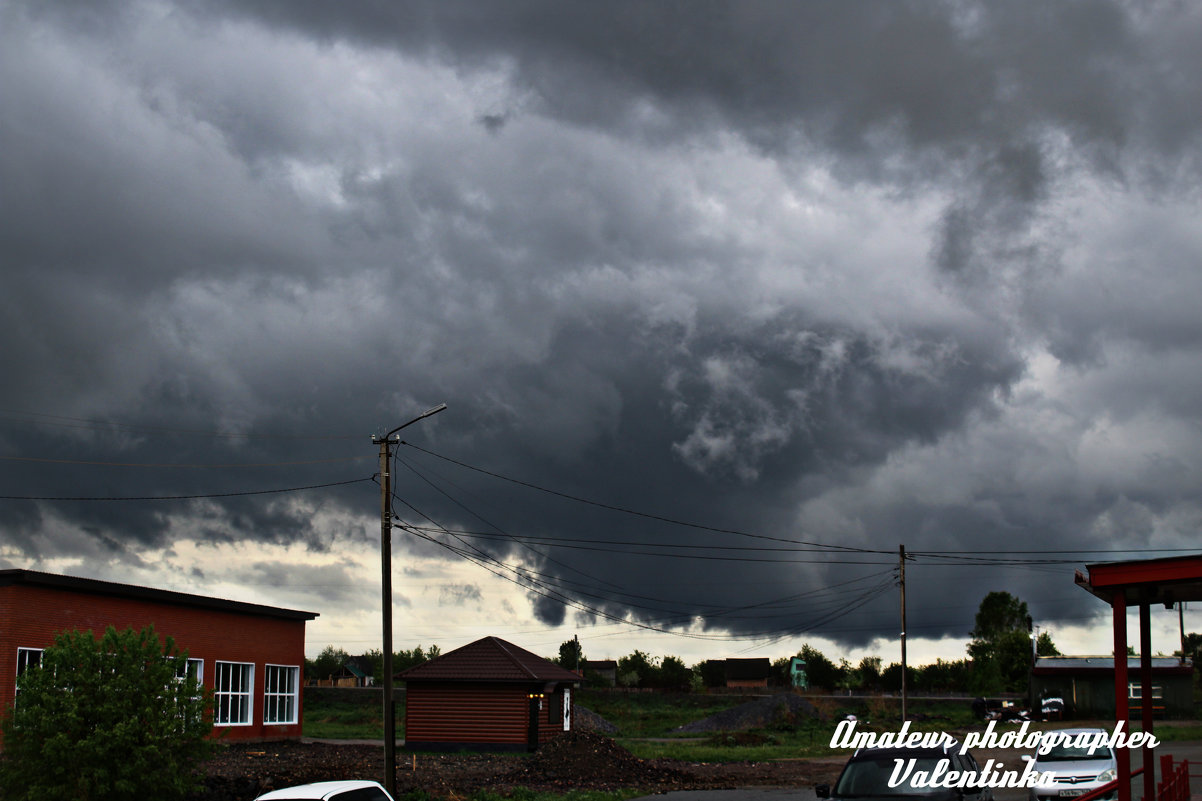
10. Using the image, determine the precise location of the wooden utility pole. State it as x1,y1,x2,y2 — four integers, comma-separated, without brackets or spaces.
372,403,446,796
899,544,907,722
377,435,397,796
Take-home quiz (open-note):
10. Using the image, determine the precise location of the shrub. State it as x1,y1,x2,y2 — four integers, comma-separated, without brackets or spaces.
0,625,217,801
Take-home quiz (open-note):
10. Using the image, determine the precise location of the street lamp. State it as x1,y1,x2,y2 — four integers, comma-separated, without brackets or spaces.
372,402,446,795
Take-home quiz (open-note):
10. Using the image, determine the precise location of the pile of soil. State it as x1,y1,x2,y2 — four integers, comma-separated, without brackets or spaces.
189,741,389,801
187,733,845,801
674,694,827,733
499,730,689,790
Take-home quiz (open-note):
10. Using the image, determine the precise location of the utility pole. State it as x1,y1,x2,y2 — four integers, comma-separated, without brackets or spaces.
1180,602,1187,665
899,544,907,722
372,403,447,796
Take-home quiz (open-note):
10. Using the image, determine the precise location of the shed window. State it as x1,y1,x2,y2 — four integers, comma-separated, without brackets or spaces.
1128,682,1163,700
214,661,254,726
263,664,299,724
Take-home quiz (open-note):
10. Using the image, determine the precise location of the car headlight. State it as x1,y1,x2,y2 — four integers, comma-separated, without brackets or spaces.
1096,769,1117,783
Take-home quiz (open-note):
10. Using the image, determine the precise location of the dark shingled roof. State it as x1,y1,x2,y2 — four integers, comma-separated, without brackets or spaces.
398,636,583,683
0,569,317,621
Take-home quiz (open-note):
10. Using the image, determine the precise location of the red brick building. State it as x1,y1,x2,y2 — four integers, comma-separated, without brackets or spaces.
0,569,317,741
399,636,580,752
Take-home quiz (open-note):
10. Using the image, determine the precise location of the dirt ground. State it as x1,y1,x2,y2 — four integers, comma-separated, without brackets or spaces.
188,732,847,801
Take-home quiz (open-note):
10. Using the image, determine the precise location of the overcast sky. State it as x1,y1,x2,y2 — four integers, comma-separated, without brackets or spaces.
4,0,1202,666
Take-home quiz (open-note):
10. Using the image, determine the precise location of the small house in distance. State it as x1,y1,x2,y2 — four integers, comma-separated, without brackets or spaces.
0,569,317,741
582,659,617,687
399,636,581,751
725,657,771,688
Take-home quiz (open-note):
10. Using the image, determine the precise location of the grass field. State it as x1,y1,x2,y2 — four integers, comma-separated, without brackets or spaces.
302,687,396,739
300,688,1202,763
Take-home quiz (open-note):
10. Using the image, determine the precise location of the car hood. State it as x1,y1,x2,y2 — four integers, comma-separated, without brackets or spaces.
831,793,964,801
1034,758,1114,776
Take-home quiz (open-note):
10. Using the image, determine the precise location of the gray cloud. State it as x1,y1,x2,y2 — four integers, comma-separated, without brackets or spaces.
3,0,1202,655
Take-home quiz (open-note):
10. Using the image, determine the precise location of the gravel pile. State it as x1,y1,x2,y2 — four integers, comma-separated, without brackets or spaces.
572,704,618,733
674,693,827,733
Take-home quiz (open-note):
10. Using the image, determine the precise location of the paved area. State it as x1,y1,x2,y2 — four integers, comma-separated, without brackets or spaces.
632,739,1202,801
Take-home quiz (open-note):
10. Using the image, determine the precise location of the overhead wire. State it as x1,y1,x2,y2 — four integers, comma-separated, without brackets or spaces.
0,476,375,501
390,476,902,642
0,409,358,440
389,451,906,633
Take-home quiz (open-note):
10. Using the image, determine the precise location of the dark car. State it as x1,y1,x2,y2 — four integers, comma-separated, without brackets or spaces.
817,740,994,801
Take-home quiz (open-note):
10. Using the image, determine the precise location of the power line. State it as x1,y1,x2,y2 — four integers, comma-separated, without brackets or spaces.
400,442,889,554
0,476,374,501
0,409,359,440
0,454,370,468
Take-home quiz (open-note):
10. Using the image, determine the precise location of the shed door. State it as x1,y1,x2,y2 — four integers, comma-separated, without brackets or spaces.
527,693,542,751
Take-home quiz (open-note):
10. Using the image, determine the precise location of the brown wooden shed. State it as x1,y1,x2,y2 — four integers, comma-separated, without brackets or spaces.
725,657,771,688
398,636,581,752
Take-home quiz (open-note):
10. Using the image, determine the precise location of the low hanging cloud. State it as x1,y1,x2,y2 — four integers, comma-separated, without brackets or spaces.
3,0,1202,655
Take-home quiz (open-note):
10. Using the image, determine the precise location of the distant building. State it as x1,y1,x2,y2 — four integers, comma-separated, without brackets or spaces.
582,659,617,686
400,636,581,751
1030,656,1194,719
725,657,771,688
324,657,374,687
0,569,317,741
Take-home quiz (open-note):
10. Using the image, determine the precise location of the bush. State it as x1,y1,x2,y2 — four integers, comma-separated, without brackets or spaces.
0,625,217,801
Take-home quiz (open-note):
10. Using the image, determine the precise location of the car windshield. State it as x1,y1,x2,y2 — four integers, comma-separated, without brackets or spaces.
332,791,391,801
835,756,949,797
1039,744,1113,762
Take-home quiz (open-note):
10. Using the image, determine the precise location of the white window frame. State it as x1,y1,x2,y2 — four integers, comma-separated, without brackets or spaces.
1128,681,1164,700
15,648,43,699
214,661,254,727
263,664,300,725
174,657,204,686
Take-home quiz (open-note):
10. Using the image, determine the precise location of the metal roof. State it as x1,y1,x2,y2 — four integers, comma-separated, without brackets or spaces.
0,569,318,621
1075,553,1202,607
1035,656,1190,669
397,636,582,683
1032,655,1193,675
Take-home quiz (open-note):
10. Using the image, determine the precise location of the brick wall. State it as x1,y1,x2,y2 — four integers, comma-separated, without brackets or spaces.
0,583,310,741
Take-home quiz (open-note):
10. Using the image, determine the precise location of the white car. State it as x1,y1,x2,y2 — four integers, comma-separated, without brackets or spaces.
254,780,395,801
1025,728,1118,801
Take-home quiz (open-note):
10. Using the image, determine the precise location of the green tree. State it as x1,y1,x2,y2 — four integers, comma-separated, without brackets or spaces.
697,659,727,688
1178,632,1202,661
914,658,971,693
1036,631,1061,656
658,655,694,691
797,644,840,690
308,644,350,682
858,656,883,690
881,661,919,693
836,658,860,691
617,650,657,687
967,591,1033,692
556,638,584,670
0,625,216,801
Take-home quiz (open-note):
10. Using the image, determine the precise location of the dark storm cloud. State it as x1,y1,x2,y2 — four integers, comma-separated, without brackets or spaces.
4,0,1202,654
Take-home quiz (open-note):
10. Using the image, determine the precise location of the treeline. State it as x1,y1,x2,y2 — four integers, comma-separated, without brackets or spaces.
306,591,1115,695
560,640,985,694
553,591,1061,694
305,644,441,686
